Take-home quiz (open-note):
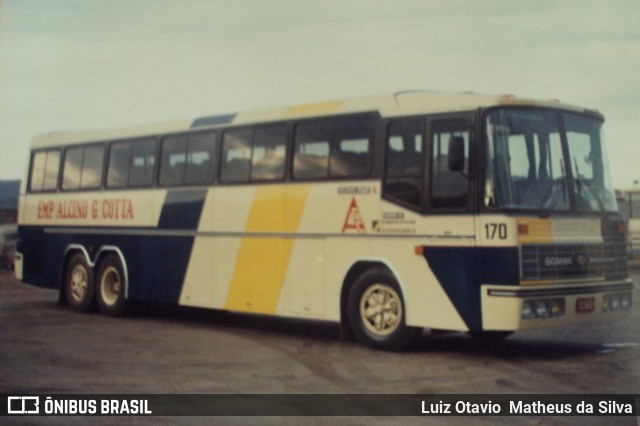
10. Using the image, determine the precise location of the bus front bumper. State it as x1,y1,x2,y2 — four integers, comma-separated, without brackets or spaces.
480,280,633,331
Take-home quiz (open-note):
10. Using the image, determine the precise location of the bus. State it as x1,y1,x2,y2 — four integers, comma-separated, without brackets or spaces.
615,187,640,257
15,91,633,350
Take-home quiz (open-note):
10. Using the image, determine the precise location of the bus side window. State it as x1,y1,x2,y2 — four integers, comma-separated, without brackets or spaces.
62,144,105,191
330,118,371,178
293,116,371,180
383,119,424,208
62,147,83,191
221,129,252,183
81,145,105,189
29,149,61,192
185,132,217,185
109,138,158,188
129,138,157,187
159,136,188,186
430,119,470,209
251,126,287,181
294,122,330,180
107,142,132,188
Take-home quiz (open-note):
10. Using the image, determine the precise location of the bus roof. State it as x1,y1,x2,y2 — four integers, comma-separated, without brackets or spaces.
30,91,598,148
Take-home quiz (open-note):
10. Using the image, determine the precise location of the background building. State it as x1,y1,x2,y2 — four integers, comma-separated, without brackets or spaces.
0,180,19,224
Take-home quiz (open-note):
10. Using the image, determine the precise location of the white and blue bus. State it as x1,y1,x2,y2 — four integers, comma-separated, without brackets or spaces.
616,187,640,257
16,91,633,350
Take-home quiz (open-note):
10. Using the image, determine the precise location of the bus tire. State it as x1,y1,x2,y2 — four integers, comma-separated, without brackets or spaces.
96,254,127,316
347,267,420,351
65,253,95,313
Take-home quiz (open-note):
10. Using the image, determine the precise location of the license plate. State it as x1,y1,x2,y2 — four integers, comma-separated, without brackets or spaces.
576,297,595,313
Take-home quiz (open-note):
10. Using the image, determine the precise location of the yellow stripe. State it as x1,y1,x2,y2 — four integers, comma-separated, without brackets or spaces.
517,218,553,244
224,185,311,314
283,101,342,117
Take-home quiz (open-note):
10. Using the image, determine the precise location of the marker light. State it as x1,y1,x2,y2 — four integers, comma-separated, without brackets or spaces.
603,293,632,313
522,301,535,319
522,298,565,320
535,301,548,318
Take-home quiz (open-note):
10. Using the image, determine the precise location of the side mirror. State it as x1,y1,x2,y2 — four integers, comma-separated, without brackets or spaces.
448,136,465,172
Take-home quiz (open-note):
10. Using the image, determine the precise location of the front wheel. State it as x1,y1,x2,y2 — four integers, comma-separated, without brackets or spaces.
96,254,127,316
347,268,421,351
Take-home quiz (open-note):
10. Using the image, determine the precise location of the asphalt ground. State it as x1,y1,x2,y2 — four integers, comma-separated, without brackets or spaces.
1,268,638,425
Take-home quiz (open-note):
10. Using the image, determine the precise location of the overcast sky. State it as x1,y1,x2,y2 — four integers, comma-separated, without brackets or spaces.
1,0,639,187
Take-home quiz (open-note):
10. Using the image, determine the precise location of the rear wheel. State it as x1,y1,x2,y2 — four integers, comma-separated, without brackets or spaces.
347,267,421,351
96,254,127,316
65,253,95,313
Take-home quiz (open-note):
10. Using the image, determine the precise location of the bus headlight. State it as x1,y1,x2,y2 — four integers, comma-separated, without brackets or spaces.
535,301,548,318
522,301,535,319
603,293,632,313
522,298,565,320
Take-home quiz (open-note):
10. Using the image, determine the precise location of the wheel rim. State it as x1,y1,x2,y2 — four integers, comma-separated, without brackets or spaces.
359,283,402,336
69,264,89,303
100,266,121,307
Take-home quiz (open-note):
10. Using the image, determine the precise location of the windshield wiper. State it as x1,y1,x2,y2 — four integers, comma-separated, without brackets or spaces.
575,176,605,211
574,159,605,211
538,160,567,210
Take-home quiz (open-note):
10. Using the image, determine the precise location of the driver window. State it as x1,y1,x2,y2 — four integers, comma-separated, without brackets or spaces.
430,119,470,209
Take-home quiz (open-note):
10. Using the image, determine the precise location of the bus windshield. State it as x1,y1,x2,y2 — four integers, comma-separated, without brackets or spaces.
484,108,617,213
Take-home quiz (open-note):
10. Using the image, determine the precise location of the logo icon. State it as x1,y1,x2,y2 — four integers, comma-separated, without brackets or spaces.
575,254,588,267
341,197,366,234
7,396,40,414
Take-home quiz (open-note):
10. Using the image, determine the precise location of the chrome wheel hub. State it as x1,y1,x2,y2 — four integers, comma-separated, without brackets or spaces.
360,283,402,336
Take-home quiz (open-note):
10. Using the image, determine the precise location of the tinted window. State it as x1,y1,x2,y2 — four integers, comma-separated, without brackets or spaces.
383,119,424,207
160,136,188,186
43,150,61,191
108,139,159,188
62,145,105,191
81,145,105,189
107,142,131,188
129,139,157,187
430,119,470,209
29,149,61,192
293,116,371,180
30,152,47,191
62,147,83,190
221,129,252,183
293,122,330,180
159,133,216,186
185,133,217,185
251,126,287,181
330,118,370,177
220,126,287,183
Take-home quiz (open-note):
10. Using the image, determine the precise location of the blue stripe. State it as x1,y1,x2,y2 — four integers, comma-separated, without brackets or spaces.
422,247,519,331
20,189,209,305
144,188,208,302
158,189,208,230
